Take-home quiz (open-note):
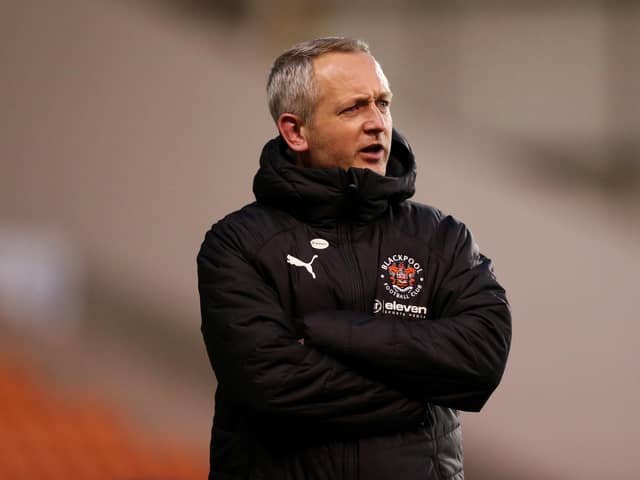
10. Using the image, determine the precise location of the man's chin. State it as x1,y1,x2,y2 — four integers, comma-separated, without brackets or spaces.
353,162,387,176
354,151,389,175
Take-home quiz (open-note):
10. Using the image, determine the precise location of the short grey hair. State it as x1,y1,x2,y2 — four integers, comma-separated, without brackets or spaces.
267,37,371,125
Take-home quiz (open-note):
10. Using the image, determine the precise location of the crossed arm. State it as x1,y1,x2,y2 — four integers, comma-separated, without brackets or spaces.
302,222,511,411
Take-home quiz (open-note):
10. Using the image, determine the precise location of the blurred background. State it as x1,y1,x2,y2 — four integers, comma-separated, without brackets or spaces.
1,0,639,478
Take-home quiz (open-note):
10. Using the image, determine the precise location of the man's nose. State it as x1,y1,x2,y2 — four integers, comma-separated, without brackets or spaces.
363,103,386,133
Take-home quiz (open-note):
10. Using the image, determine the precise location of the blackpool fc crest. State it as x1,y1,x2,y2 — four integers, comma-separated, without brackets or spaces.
380,253,424,300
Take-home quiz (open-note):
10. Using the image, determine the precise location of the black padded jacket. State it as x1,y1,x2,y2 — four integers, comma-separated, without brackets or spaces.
197,130,511,480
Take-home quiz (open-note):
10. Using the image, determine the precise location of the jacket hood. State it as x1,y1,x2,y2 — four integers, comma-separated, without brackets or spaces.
252,129,416,226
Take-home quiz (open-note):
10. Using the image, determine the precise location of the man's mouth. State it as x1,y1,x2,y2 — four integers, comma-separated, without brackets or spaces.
360,143,384,154
358,144,386,162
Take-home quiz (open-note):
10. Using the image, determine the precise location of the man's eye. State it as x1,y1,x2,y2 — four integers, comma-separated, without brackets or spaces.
377,100,390,111
343,105,359,113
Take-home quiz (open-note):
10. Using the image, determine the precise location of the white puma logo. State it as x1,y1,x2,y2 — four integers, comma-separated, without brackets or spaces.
286,254,318,279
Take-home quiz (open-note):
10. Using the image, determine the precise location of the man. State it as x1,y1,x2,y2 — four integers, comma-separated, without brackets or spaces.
198,37,511,480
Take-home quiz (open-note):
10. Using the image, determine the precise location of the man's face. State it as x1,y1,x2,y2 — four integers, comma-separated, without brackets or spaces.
301,52,393,176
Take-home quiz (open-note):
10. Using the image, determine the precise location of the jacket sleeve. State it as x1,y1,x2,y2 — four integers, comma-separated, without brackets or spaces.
302,218,511,412
198,223,426,435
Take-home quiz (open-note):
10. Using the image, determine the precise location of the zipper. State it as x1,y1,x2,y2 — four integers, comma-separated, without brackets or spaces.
337,222,365,311
338,170,367,312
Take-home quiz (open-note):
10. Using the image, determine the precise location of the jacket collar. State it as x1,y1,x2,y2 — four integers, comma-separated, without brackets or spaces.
252,129,416,226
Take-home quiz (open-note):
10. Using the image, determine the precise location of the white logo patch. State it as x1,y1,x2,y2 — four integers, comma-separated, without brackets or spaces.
310,238,329,250
286,254,318,279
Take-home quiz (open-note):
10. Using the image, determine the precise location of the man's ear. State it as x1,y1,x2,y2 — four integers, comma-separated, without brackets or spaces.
277,113,309,153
